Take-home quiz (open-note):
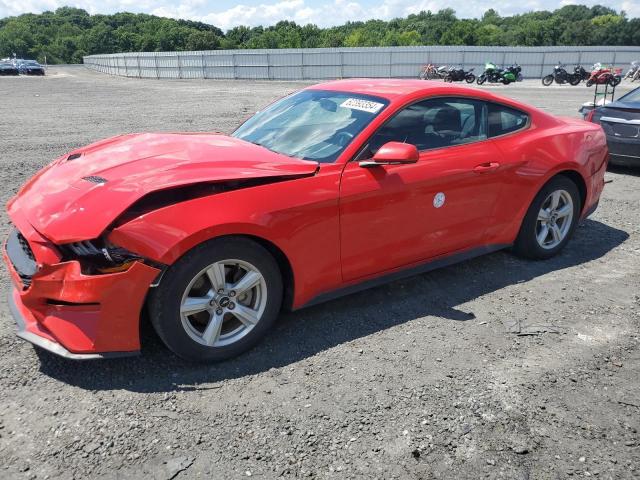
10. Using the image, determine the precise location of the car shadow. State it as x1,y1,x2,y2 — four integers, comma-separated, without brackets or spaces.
36,219,629,392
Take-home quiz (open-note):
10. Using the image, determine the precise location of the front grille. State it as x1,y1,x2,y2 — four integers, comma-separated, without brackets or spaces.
6,229,37,289
17,232,35,260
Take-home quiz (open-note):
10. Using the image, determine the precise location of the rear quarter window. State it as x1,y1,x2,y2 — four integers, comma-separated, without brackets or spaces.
488,104,529,137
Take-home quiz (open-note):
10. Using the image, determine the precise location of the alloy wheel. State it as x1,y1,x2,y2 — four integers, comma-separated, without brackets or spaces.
179,259,267,347
535,189,574,250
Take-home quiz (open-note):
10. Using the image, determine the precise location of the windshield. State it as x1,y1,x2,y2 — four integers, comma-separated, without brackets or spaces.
232,90,389,163
619,87,640,104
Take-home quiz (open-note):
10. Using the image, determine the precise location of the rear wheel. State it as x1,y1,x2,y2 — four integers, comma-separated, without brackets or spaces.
542,75,554,86
513,176,581,260
569,75,581,86
149,237,283,362
465,73,475,83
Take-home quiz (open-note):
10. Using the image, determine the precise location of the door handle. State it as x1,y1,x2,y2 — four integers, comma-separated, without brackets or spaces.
473,162,500,173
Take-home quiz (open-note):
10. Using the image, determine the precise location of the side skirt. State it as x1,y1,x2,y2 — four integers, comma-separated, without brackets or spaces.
298,243,511,310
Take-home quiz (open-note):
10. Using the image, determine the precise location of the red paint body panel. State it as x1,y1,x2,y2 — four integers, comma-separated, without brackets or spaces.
4,247,159,354
7,133,318,244
3,79,608,357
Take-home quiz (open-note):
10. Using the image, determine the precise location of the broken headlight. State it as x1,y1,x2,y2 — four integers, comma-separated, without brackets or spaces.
60,239,142,274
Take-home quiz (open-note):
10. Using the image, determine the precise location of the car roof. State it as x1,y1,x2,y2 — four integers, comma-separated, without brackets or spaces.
307,78,511,103
611,86,640,108
306,78,555,123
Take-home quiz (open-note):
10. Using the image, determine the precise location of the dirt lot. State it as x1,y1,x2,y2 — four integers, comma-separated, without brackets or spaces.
0,67,638,480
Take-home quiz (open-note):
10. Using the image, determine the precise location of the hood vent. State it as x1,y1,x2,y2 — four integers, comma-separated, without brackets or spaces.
82,175,108,184
67,153,82,161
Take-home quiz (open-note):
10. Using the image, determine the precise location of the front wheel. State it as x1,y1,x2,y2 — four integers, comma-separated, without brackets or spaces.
477,75,486,85
586,79,594,87
542,75,553,86
569,76,581,86
149,237,283,362
465,73,475,83
513,176,581,260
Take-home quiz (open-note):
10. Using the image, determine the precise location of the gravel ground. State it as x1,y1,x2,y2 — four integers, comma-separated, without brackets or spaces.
0,67,639,480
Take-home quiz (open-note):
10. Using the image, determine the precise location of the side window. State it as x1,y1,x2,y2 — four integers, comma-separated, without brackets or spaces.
366,97,488,156
488,104,529,137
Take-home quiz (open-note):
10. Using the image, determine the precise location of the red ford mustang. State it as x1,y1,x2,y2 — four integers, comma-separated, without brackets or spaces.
4,79,608,362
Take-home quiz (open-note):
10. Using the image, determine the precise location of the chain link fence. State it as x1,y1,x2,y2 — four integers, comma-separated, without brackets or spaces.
84,46,640,80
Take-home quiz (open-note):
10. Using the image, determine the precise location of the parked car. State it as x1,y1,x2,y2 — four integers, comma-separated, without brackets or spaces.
17,59,45,76
4,79,608,362
0,62,19,76
582,86,640,167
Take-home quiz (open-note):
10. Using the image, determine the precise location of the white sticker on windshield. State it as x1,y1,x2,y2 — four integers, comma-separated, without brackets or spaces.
340,98,384,114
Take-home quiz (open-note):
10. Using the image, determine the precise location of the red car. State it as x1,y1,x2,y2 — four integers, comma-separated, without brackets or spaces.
4,79,608,362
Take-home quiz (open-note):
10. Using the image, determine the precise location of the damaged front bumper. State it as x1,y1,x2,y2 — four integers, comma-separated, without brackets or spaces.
4,224,160,359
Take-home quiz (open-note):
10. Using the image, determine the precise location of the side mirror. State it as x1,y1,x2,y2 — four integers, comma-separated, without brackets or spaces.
359,142,419,168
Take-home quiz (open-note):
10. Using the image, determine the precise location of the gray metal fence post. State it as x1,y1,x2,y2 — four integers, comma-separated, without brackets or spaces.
388,51,392,78
123,55,129,76
177,54,182,79
540,51,546,78
267,52,272,80
301,51,305,80
154,53,160,79
233,53,237,79
461,50,466,69
201,53,206,79
136,54,141,77
340,51,344,79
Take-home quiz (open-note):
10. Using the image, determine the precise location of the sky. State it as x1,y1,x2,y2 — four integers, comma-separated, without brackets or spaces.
0,0,638,30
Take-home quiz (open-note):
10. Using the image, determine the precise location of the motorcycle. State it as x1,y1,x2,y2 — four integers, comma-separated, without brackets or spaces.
476,62,516,85
506,64,523,82
419,64,449,80
624,61,640,82
586,63,622,87
574,65,590,83
542,62,582,86
443,67,475,83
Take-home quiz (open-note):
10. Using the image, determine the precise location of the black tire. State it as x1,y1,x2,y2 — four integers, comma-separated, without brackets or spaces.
513,176,581,260
542,75,554,86
611,75,621,87
477,75,486,85
569,75,581,86
586,79,594,87
465,73,475,83
444,75,453,82
148,237,283,362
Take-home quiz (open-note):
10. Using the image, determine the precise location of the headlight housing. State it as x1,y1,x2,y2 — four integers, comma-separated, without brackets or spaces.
60,239,142,274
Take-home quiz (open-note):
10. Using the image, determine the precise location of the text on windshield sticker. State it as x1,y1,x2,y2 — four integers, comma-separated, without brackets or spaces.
340,98,385,113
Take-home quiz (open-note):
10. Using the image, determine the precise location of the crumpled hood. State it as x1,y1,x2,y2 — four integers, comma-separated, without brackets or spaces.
8,133,318,243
